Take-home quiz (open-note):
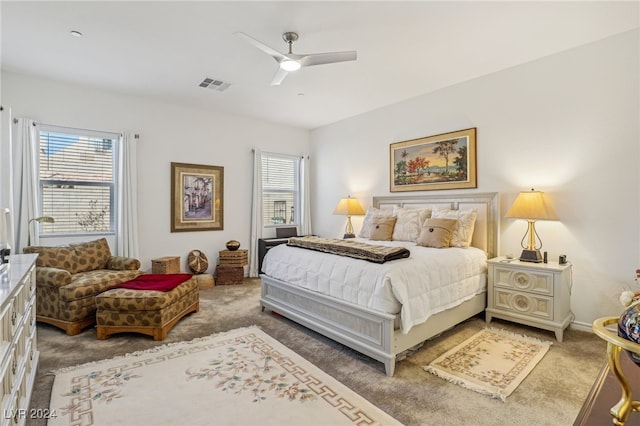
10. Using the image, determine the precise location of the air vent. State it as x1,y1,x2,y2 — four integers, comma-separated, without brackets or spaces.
198,77,230,92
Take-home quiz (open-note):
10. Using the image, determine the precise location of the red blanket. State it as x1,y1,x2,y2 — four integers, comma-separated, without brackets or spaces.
113,273,193,292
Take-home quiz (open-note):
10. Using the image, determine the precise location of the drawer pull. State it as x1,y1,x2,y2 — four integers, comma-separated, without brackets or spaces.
514,295,530,311
512,272,532,289
11,311,17,326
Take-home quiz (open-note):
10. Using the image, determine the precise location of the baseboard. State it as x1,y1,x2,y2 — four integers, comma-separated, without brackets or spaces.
570,320,594,333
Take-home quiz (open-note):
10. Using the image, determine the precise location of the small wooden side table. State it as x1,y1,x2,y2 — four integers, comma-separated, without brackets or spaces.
590,317,640,425
216,249,248,285
574,350,640,425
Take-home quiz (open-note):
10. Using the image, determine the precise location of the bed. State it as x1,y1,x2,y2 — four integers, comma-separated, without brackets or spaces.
260,192,499,376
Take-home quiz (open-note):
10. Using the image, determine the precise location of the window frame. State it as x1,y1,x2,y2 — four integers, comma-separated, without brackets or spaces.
37,124,120,239
261,152,301,229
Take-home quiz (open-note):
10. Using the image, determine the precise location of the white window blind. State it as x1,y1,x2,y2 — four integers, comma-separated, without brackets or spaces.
38,125,119,236
261,153,300,226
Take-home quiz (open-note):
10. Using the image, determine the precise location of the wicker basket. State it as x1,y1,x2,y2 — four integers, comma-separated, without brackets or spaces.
219,249,248,267
216,266,244,285
151,256,180,274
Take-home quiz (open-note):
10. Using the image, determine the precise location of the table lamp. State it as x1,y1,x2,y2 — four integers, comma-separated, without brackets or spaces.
505,189,557,263
27,216,55,246
333,196,365,239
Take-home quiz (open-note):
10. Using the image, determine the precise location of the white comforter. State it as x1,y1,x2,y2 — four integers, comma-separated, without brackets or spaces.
262,238,487,334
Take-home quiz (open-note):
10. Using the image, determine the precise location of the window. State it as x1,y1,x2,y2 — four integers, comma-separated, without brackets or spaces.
261,153,300,227
38,125,120,236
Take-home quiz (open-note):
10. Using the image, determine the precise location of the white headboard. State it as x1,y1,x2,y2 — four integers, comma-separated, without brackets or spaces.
372,192,499,259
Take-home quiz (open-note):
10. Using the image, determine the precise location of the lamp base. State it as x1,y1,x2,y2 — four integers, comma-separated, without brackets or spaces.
519,249,543,263
343,233,356,239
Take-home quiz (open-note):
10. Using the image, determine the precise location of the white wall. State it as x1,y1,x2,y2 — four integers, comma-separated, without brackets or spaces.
1,72,310,274
310,30,640,329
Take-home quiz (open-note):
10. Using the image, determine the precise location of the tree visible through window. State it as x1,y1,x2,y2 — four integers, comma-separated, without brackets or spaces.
38,125,119,236
261,153,300,227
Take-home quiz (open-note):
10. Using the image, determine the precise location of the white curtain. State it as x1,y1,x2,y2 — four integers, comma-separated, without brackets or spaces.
300,155,312,236
11,118,40,251
116,132,139,258
248,148,263,277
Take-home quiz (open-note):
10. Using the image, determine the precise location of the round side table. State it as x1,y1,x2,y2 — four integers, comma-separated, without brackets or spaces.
592,317,640,425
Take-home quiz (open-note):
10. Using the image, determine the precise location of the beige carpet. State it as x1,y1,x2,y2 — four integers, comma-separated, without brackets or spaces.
28,279,608,426
424,328,552,402
49,326,400,426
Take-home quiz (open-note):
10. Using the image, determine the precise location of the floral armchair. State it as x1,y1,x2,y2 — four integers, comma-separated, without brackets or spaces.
23,237,142,335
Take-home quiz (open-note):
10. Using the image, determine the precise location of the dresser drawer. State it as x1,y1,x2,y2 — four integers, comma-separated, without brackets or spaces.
493,287,554,320
492,266,554,296
0,254,39,426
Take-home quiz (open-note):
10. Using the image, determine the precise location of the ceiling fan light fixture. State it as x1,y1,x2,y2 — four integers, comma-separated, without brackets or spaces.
280,60,301,72
235,31,356,86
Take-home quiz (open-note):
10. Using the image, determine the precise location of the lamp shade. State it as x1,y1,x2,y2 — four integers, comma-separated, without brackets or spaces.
333,197,365,216
505,189,558,221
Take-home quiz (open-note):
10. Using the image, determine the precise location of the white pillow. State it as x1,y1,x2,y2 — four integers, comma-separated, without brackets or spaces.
431,208,478,247
392,206,432,242
358,206,394,238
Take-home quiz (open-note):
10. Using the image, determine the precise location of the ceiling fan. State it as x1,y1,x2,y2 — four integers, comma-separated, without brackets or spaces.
235,31,357,86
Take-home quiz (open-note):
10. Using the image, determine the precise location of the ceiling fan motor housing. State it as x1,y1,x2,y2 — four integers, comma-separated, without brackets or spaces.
282,32,299,45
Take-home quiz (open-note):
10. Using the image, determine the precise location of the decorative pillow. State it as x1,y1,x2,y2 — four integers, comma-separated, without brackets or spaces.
359,206,394,238
369,217,397,241
417,208,433,226
431,208,478,248
416,218,458,248
391,206,433,242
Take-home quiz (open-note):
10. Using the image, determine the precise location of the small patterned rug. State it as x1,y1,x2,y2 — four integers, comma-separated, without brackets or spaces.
424,328,552,402
48,326,401,425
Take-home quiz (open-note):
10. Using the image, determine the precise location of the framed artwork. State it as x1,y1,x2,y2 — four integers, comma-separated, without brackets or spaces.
390,127,477,192
171,162,224,232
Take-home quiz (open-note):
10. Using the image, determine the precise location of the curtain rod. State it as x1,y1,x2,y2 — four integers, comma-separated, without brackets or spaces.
13,119,139,139
252,148,309,159
35,121,120,137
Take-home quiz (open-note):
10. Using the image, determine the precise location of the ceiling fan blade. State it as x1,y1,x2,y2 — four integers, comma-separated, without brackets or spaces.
299,51,357,67
234,32,287,63
270,68,289,86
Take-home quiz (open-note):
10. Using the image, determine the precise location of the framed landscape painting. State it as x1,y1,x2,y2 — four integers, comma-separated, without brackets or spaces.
171,162,224,232
390,128,477,192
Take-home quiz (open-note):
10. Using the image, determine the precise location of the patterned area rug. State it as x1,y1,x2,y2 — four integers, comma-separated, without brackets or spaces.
49,326,401,425
424,328,552,402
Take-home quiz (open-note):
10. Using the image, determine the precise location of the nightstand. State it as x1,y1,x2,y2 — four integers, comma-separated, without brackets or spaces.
258,238,290,273
486,257,573,342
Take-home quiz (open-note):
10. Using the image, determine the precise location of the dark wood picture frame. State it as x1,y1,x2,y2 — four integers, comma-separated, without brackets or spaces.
390,128,477,192
171,162,224,232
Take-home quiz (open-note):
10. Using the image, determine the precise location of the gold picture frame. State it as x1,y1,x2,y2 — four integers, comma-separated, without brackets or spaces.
171,162,224,232
390,128,477,192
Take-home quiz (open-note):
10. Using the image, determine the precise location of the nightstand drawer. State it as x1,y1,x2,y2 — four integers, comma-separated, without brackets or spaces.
493,266,553,296
493,287,553,320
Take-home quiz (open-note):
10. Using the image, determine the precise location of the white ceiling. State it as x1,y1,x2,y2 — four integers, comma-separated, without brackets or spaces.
2,1,638,130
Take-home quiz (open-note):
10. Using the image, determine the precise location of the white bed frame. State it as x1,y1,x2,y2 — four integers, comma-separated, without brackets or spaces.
260,192,499,376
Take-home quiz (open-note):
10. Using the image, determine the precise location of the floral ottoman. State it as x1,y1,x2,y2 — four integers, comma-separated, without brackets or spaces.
95,274,199,341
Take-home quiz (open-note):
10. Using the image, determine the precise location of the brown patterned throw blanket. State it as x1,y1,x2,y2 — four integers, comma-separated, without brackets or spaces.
287,236,410,263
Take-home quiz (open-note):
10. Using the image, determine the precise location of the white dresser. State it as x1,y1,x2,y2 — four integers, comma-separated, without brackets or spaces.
0,254,39,426
486,257,573,342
